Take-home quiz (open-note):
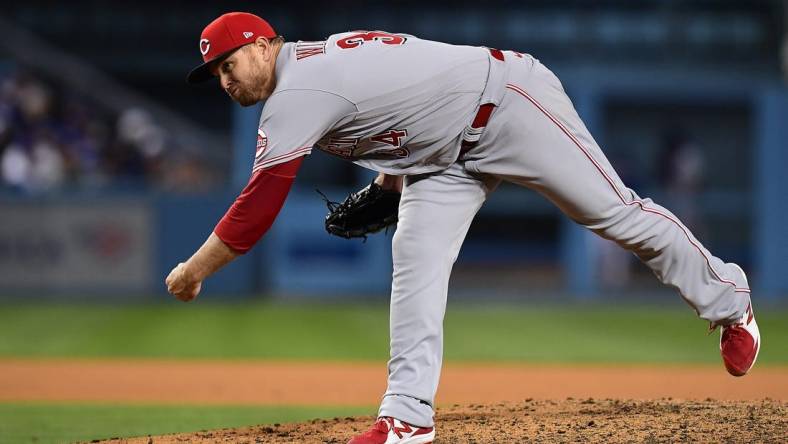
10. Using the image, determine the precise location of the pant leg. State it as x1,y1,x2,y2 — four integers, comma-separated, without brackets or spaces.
378,162,499,427
464,55,750,323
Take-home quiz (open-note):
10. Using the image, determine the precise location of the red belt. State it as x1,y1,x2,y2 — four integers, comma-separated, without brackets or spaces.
459,103,495,157
458,47,505,158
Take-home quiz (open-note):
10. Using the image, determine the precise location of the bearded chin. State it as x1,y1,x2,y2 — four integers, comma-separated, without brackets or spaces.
237,70,268,106
237,92,258,107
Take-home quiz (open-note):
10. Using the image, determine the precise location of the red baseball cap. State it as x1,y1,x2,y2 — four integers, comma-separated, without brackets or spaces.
187,12,277,84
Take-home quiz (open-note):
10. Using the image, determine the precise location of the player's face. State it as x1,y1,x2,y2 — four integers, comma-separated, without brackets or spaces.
213,42,275,107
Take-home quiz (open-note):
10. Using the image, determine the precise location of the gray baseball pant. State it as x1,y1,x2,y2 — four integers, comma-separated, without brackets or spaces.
378,53,752,427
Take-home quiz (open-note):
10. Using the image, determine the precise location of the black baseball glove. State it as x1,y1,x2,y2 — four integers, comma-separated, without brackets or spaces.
318,181,401,240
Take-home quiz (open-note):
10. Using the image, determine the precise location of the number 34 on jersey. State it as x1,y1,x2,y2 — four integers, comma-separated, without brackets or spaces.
319,129,410,160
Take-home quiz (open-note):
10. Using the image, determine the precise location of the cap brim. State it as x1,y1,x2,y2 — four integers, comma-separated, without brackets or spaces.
186,61,214,84
186,47,245,84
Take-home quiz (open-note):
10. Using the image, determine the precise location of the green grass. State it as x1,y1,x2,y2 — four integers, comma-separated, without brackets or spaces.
0,302,785,443
0,403,372,444
0,301,785,364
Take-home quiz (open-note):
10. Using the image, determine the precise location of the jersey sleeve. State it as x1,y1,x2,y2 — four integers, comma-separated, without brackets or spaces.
214,157,303,254
253,89,356,173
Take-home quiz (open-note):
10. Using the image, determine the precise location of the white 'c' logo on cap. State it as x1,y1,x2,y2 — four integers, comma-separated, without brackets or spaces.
199,39,210,56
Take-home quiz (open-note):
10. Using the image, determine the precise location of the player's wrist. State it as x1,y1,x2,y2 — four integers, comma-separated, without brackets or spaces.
181,258,207,284
375,173,403,193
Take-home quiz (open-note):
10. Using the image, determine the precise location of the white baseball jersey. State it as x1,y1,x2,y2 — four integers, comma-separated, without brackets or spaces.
254,31,492,175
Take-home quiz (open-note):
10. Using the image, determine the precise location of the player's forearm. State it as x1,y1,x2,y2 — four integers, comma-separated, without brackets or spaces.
183,232,239,281
375,173,403,192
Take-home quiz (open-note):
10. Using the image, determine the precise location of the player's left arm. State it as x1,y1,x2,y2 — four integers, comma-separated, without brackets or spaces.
166,156,303,302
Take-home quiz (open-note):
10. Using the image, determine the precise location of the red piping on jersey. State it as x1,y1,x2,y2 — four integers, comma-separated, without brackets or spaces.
253,146,312,173
215,156,304,254
505,83,750,295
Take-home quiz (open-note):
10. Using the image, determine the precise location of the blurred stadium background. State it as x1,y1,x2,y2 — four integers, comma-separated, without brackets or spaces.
0,1,787,443
1,0,787,299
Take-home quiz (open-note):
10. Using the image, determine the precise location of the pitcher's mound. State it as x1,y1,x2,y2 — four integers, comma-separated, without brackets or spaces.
100,398,786,443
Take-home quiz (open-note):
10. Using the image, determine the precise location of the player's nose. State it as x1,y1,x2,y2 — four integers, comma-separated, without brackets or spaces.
219,74,232,91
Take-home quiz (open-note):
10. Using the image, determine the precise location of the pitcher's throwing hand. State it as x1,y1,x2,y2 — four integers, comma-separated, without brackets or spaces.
165,263,202,302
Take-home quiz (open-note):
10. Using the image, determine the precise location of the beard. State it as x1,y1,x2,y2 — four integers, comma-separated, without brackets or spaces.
232,54,272,107
234,87,260,107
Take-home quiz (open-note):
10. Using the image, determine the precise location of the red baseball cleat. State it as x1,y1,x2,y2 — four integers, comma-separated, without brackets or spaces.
347,417,435,444
718,264,761,377
719,301,760,376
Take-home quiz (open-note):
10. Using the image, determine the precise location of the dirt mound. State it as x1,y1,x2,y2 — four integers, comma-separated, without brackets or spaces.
100,398,786,443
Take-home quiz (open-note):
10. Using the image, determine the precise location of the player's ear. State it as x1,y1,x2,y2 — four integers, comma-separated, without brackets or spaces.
255,37,274,61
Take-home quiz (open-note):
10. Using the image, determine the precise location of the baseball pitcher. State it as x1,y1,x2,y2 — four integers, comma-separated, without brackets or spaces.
166,12,761,444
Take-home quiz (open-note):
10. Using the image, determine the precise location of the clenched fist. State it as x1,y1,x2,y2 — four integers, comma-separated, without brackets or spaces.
165,262,203,302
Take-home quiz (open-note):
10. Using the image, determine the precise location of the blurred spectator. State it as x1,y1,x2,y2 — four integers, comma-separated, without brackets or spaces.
0,70,218,193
